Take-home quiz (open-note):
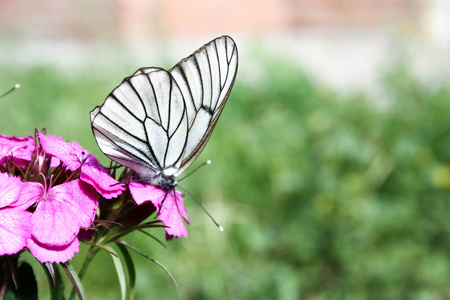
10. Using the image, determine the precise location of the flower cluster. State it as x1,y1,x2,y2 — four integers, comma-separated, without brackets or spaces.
0,131,190,264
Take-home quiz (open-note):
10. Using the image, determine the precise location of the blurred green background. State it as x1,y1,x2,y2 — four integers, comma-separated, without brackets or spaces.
1,50,450,299
2,1,450,299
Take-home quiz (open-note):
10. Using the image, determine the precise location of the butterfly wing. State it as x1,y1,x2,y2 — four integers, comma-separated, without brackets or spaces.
90,67,189,178
169,35,238,176
91,36,238,181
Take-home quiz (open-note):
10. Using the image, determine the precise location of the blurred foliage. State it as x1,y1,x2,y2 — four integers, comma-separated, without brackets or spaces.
1,53,450,300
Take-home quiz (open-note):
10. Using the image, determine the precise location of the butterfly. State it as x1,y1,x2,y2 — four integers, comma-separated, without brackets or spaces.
90,36,238,190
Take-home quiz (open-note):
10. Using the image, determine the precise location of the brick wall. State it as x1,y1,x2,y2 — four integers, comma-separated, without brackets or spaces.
0,0,422,41
290,0,419,28
116,0,420,39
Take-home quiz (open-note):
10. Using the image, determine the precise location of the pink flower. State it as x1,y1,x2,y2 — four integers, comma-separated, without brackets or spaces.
129,182,190,239
0,208,32,255
0,135,35,166
27,236,80,264
0,173,32,256
37,132,125,199
22,179,98,263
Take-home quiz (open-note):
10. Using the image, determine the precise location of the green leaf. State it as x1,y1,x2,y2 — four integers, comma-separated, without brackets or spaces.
2,289,19,300
43,263,65,300
2,259,38,300
61,262,86,300
103,245,126,300
81,239,119,257
117,244,136,300
116,239,178,289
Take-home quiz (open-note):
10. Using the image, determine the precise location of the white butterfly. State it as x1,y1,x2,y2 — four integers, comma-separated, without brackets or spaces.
90,36,238,189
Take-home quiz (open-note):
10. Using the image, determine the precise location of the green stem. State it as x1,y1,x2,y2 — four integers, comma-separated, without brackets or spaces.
68,246,100,300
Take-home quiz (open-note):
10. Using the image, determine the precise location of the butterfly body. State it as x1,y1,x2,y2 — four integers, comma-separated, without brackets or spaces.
90,36,238,189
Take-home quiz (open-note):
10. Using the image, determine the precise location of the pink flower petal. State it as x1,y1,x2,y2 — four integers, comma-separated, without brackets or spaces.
15,182,43,210
129,182,166,206
158,191,190,238
37,132,80,171
129,182,190,238
31,191,80,246
38,132,124,199
27,236,80,263
66,180,98,228
49,156,61,168
0,135,35,165
80,164,125,199
0,207,32,255
0,173,25,208
31,179,98,246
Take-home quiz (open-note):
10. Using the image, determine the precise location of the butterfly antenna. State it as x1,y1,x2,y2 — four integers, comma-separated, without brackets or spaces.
177,185,224,231
0,84,20,99
177,160,211,182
